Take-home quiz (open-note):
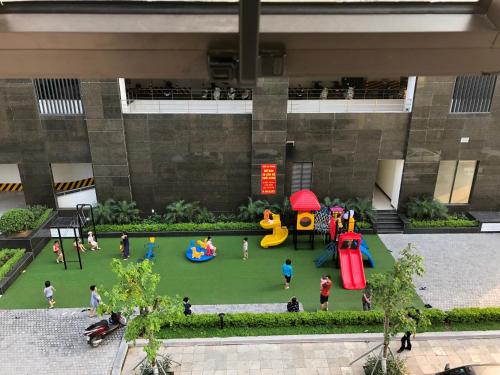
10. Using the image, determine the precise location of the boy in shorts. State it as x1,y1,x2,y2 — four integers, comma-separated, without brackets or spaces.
320,275,332,311
44,280,56,309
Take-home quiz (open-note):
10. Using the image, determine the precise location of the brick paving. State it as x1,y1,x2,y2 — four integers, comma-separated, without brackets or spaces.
122,333,500,375
379,233,500,310
0,308,123,375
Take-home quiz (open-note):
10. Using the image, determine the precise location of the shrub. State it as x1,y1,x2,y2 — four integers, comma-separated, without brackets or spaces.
322,197,345,209
238,197,279,222
346,197,374,221
0,248,25,279
94,222,261,233
194,208,216,224
0,208,35,235
29,206,53,230
93,199,141,224
357,221,372,229
410,217,478,228
407,196,448,220
446,308,500,323
364,355,409,375
164,200,201,223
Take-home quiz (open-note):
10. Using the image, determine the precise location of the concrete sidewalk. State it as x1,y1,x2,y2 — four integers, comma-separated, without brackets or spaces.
122,331,500,375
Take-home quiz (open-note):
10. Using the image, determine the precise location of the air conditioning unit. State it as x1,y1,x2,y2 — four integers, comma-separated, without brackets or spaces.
208,53,239,82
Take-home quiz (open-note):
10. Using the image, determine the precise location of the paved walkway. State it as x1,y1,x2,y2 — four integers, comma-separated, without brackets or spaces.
0,308,123,375
379,233,500,310
122,332,500,375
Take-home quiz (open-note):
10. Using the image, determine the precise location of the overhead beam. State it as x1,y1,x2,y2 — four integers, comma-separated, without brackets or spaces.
239,0,260,85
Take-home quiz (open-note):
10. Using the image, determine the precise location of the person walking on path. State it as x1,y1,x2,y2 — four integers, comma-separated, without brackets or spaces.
43,281,56,309
89,285,101,317
398,309,421,353
281,259,293,289
320,275,332,311
121,232,130,260
242,237,249,260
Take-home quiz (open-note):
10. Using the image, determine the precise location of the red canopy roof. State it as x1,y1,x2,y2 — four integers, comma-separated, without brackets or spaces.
290,189,321,211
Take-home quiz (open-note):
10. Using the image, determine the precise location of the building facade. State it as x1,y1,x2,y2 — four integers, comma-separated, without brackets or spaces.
0,75,499,214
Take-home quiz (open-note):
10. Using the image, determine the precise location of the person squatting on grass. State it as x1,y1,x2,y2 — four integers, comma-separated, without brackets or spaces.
287,296,300,312
282,259,293,289
53,240,63,264
43,281,56,309
87,231,101,251
242,237,249,260
89,285,101,317
320,275,332,311
74,238,87,252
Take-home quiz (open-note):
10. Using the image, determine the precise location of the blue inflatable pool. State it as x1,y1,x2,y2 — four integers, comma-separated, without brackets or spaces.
185,240,215,262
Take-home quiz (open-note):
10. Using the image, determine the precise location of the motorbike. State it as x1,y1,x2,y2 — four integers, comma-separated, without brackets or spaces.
83,312,127,347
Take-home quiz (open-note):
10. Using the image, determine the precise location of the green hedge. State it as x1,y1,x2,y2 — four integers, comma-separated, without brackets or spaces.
163,307,500,330
30,208,53,231
410,218,479,228
0,209,35,235
357,221,372,229
94,222,261,233
0,248,25,279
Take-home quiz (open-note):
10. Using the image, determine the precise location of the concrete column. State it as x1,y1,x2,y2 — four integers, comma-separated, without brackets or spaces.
0,80,55,207
251,77,288,203
80,80,132,202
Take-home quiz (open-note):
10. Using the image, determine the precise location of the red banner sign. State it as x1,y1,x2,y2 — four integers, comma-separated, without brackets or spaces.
261,164,277,195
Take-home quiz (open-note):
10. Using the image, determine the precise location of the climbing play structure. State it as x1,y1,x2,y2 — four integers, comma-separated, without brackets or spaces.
185,239,216,262
260,209,289,248
314,205,375,290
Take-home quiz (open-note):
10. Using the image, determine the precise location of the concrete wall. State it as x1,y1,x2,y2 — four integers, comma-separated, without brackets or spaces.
286,112,410,202
0,164,21,183
0,80,91,208
51,163,93,183
399,76,500,210
124,113,252,213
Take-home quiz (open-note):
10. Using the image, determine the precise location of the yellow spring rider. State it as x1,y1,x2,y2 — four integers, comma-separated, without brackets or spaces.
260,209,289,248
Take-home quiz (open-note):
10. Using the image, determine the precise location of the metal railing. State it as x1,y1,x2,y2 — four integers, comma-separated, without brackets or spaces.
288,88,405,100
126,87,253,102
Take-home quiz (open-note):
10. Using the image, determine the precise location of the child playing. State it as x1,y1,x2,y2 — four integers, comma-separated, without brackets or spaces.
53,240,63,264
43,281,56,309
206,236,217,256
119,240,124,255
242,237,249,260
87,231,101,251
73,238,87,252
89,285,101,317
362,290,372,311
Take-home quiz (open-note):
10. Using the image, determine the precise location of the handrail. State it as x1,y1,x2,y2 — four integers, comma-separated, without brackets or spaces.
126,87,253,101
288,88,405,100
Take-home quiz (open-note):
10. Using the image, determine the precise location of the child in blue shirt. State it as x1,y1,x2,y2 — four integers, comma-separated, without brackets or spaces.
282,259,293,289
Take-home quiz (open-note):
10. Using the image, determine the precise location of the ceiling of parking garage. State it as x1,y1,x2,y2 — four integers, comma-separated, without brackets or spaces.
0,0,498,79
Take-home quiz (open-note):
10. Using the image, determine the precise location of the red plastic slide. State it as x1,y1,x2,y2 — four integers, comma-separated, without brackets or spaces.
338,232,366,290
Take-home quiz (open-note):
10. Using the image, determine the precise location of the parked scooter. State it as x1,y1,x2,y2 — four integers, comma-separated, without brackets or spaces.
83,312,127,347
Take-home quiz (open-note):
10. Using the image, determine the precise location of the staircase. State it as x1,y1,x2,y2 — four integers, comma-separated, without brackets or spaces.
373,210,404,234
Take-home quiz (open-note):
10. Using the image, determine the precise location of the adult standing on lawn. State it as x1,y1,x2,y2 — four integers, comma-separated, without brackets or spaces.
121,232,130,260
282,259,293,289
320,275,332,311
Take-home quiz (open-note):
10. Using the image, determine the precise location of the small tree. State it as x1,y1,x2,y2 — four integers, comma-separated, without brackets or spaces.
98,259,183,373
367,243,428,374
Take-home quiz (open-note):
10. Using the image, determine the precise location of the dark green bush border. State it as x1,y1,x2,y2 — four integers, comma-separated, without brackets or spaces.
410,218,479,228
161,307,500,331
95,222,261,233
0,248,25,279
30,208,53,231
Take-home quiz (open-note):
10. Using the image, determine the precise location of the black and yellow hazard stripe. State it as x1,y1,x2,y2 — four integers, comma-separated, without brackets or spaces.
0,183,23,192
54,177,95,192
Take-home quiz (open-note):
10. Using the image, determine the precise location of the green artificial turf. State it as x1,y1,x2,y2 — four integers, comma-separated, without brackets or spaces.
0,234,421,311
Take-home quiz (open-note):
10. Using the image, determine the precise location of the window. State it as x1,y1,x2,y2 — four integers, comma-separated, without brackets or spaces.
434,160,477,204
34,78,83,115
291,162,313,193
450,76,497,113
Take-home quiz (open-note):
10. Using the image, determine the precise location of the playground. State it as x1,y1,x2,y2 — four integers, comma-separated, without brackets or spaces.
0,234,401,311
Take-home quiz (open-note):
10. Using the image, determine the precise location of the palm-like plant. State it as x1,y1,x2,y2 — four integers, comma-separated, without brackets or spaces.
238,197,270,222
407,196,448,220
109,200,141,224
93,201,114,224
323,197,345,209
164,200,201,223
346,197,374,221
194,208,216,223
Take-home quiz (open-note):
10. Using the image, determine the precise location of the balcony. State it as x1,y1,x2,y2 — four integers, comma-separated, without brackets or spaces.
120,85,253,114
287,87,410,113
